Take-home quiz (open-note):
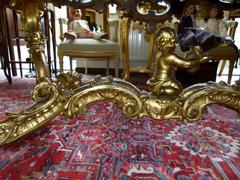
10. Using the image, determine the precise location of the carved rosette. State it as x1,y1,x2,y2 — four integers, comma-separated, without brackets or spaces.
140,96,183,120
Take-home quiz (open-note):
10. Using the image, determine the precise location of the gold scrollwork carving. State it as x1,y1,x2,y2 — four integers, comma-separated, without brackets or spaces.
181,81,240,120
56,71,83,91
1,76,240,146
64,76,143,118
0,79,65,145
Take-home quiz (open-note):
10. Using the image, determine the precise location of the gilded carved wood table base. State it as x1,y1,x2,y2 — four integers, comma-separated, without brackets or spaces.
1,74,239,146
0,0,239,146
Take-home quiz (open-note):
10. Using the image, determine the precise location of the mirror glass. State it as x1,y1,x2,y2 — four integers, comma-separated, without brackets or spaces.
137,0,170,15
67,0,92,3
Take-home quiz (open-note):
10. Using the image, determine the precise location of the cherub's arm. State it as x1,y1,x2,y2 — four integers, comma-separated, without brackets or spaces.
172,53,209,68
171,54,199,69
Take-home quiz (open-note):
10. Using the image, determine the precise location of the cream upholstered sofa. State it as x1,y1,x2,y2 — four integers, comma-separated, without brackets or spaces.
174,20,238,84
58,19,120,77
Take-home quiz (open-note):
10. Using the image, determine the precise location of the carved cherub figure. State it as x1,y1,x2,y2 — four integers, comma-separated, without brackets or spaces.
147,27,208,96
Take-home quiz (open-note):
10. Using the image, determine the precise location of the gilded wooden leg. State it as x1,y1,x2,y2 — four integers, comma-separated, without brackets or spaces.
15,1,50,81
120,18,130,80
0,0,63,146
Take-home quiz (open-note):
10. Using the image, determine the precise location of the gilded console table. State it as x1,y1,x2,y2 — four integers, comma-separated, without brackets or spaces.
0,0,239,146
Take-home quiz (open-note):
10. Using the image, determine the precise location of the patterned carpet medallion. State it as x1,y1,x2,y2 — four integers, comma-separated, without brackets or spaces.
0,78,239,179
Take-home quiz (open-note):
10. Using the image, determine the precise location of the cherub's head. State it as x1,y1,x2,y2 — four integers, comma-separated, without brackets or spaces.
69,7,82,20
156,27,176,52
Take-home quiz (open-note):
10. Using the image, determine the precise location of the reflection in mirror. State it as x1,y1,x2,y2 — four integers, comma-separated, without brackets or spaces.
220,0,239,3
67,0,92,3
137,0,170,16
138,1,151,14
155,1,170,15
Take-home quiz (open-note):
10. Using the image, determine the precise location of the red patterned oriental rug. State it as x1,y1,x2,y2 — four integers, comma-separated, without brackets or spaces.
0,78,240,179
